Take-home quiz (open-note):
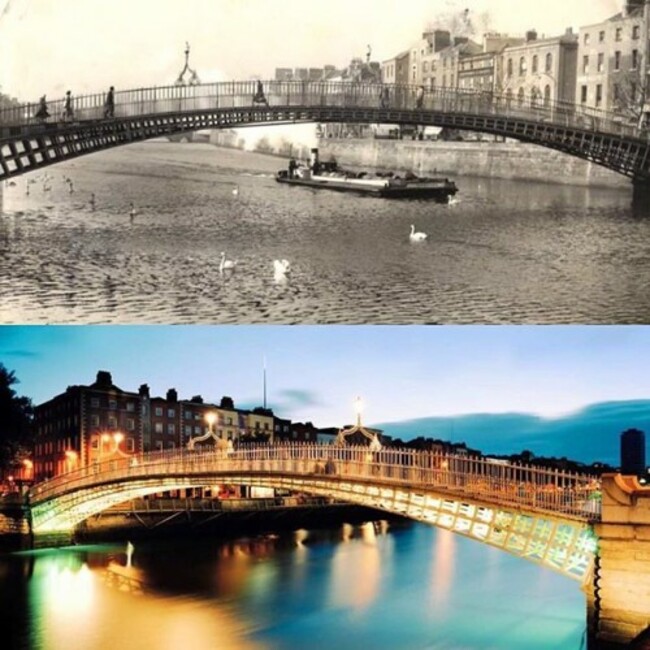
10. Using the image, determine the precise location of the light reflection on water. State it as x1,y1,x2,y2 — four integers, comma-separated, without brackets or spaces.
0,523,586,650
1,142,649,324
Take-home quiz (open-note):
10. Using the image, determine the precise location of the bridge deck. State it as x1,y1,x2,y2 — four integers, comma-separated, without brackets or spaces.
2,81,649,182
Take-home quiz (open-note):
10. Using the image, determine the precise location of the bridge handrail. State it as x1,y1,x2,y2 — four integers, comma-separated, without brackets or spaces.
29,444,601,520
0,80,642,141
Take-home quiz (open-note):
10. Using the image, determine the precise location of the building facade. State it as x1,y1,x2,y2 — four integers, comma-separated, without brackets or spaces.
577,1,649,121
33,371,279,481
501,29,578,107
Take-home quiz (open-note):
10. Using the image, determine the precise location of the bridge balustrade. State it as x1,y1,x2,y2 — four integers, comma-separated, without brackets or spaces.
0,81,640,141
29,444,601,520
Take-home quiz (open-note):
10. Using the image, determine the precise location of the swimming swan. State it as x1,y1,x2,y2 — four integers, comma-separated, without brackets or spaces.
409,224,427,242
220,251,238,272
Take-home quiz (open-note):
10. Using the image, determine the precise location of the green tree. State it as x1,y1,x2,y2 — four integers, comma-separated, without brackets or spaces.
0,364,34,470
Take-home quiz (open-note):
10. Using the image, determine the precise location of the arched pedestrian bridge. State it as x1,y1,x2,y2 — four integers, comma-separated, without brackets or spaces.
29,444,600,584
1,81,650,184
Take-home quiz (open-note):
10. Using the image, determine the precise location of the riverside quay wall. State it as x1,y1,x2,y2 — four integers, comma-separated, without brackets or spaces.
317,139,628,189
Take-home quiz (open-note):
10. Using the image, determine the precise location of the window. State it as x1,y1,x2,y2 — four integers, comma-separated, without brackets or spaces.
109,399,117,410
599,31,605,43
126,438,135,452
532,55,538,74
633,25,640,40
613,83,620,102
108,416,117,428
519,57,527,75
184,425,192,436
582,55,589,74
631,82,637,102
168,423,176,435
423,62,428,73
615,27,622,42
155,441,163,451
194,426,201,434
167,408,175,418
154,407,163,416
91,414,99,427
595,84,602,107
598,53,604,73
580,85,588,103
154,422,163,433
126,418,135,431
507,58,513,76
168,441,176,449
91,437,99,450
615,51,621,70
126,402,135,412
184,410,192,419
545,53,552,73
517,87,525,106
632,49,639,70
584,33,590,45
91,397,100,407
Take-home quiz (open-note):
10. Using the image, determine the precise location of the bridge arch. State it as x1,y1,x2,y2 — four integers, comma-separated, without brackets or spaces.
2,81,649,182
29,446,598,583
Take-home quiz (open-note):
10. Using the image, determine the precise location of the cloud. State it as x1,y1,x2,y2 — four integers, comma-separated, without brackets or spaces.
1,349,40,358
237,388,324,415
277,389,322,408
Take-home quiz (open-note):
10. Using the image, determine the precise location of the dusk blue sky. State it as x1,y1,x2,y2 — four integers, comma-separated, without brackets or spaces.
1,327,648,446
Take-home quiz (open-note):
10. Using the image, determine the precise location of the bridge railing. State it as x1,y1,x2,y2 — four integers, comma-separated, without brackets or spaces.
0,81,641,141
30,444,601,520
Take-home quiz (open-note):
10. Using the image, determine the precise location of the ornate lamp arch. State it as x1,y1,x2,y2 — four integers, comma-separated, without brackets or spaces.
335,397,382,451
175,42,200,86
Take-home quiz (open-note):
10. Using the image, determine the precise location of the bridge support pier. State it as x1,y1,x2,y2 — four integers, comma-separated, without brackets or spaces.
588,474,650,649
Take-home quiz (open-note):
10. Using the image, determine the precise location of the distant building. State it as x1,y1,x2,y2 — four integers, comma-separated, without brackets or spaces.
577,1,649,122
33,370,280,481
274,68,294,81
621,428,646,476
501,28,578,107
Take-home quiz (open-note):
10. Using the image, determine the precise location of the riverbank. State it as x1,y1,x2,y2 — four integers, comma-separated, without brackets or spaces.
318,138,629,189
207,129,628,189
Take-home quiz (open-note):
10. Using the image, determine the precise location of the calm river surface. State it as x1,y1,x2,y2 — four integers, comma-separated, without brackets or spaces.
1,141,647,324
1,522,586,650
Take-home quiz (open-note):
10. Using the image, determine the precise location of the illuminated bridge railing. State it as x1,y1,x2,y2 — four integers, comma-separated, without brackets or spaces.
30,445,601,521
0,80,641,141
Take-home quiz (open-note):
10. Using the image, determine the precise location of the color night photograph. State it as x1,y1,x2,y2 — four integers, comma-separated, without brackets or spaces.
1,0,650,649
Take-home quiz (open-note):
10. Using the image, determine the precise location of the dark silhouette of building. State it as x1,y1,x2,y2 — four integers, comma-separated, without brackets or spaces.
620,428,646,477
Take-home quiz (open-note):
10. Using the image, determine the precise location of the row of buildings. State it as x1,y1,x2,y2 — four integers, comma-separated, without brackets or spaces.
275,1,650,124
30,370,329,482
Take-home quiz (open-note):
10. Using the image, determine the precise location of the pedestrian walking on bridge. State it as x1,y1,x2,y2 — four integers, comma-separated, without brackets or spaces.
104,86,115,118
63,91,74,121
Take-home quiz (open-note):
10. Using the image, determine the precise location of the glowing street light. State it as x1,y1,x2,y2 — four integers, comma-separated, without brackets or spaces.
205,411,217,433
64,450,79,473
336,396,382,451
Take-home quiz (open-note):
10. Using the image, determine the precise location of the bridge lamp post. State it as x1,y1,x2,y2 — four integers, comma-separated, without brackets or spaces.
64,450,78,473
205,411,217,436
22,459,33,480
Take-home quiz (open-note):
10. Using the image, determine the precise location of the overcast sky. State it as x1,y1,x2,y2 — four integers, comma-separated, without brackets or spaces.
0,0,621,100
1,325,649,429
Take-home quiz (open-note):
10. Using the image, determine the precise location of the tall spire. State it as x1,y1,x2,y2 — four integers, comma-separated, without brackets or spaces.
263,355,267,410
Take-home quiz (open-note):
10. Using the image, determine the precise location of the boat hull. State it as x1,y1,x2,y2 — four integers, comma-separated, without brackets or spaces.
276,174,457,201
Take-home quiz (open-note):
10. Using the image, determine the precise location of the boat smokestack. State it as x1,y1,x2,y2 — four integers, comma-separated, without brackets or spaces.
310,148,319,171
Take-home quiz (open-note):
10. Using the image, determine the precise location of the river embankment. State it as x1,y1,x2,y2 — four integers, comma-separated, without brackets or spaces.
318,138,628,189
207,129,628,189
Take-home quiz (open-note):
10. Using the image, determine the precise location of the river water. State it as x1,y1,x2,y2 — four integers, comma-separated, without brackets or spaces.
1,141,647,324
1,522,586,650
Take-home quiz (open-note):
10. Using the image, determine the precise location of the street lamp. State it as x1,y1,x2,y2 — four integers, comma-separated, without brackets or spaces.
64,450,78,473
22,459,33,481
336,396,382,451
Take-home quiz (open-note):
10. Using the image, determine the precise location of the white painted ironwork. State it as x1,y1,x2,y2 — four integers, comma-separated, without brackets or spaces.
28,444,601,583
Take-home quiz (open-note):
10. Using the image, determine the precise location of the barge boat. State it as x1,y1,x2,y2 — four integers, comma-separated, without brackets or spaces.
276,148,458,201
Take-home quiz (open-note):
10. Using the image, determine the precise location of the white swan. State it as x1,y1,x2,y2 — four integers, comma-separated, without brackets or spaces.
219,251,237,272
409,224,427,242
273,259,290,274
273,259,290,283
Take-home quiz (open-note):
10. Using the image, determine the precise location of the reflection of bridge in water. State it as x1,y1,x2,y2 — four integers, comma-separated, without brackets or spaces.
2,81,650,184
